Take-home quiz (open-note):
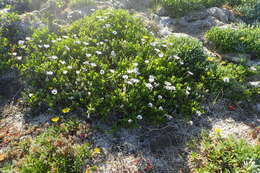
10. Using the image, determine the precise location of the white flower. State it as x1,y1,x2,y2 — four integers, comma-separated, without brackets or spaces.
185,90,190,95
76,70,80,74
65,45,70,51
49,56,58,60
12,52,17,56
68,96,74,100
86,53,92,57
173,55,180,60
188,71,194,75
122,75,128,79
133,63,138,67
51,40,56,43
158,95,163,99
145,60,149,63
110,69,115,73
223,77,230,83
159,106,163,110
137,114,143,120
60,60,66,64
104,24,111,28
164,81,171,86
57,38,62,41
29,93,33,97
63,70,68,74
149,75,155,83
250,66,257,71
128,119,133,123
111,51,116,57
187,86,191,91
100,70,105,75
130,78,140,84
62,36,69,39
196,110,202,116
148,103,153,107
165,114,173,120
145,83,153,90
83,42,89,46
126,81,133,85
96,51,102,55
51,89,58,95
46,71,53,75
25,37,31,41
67,66,73,69
44,44,50,48
75,40,81,44
165,85,176,91
90,63,97,67
112,31,117,35
16,56,22,60
18,40,25,45
154,48,160,52
159,52,164,58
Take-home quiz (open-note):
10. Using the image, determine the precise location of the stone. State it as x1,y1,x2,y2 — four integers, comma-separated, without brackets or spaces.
67,10,83,21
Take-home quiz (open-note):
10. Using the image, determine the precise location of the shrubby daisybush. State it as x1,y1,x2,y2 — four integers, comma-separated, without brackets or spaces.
14,9,257,126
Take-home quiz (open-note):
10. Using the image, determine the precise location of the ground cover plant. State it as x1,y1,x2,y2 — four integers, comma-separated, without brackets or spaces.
205,26,260,58
0,119,99,173
190,131,260,173
11,9,256,126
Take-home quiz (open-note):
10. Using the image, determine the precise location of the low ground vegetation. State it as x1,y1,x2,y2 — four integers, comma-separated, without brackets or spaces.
206,26,260,58
190,131,260,172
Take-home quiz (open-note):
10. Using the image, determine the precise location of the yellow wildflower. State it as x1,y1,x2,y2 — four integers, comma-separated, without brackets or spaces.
0,154,6,161
143,35,149,39
62,107,71,113
51,116,60,123
214,128,222,133
207,57,215,62
93,147,101,155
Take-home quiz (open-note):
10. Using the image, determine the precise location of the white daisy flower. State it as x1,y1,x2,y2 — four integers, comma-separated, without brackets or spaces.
51,89,58,95
63,70,68,74
145,83,153,90
159,52,164,58
18,40,25,45
76,70,80,74
159,106,163,110
46,71,53,75
145,60,149,63
86,54,92,58
223,77,230,83
50,56,58,60
60,60,66,64
44,44,50,48
122,75,128,80
148,103,153,107
137,114,143,120
111,51,116,57
196,110,202,116
16,56,22,60
12,52,17,56
149,75,155,83
90,63,97,67
100,70,105,75
188,71,194,75
96,51,102,55
158,95,163,99
112,31,117,35
67,66,73,69
29,93,33,97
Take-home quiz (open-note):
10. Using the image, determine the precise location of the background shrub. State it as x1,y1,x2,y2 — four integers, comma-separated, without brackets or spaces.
157,0,243,17
205,26,260,58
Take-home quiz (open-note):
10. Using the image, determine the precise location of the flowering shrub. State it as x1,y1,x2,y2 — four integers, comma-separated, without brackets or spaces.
14,9,254,125
206,26,260,58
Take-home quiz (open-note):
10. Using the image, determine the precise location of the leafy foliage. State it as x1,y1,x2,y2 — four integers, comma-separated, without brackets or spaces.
206,26,260,58
190,132,260,173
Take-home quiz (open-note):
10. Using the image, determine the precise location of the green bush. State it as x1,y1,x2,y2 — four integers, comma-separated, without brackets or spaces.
0,119,96,173
14,9,254,125
158,0,242,17
190,132,260,172
235,0,260,23
0,33,10,75
205,26,260,58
